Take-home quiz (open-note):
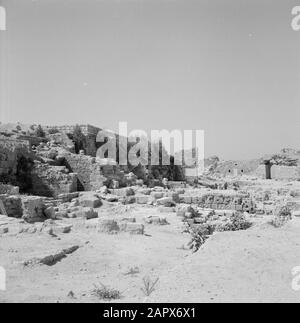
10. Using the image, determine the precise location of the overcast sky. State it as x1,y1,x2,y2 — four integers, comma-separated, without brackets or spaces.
0,0,299,159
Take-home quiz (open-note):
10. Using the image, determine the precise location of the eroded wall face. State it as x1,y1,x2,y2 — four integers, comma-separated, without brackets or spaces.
29,162,78,198
59,151,126,191
0,138,32,185
255,164,300,180
271,166,300,180
179,192,256,213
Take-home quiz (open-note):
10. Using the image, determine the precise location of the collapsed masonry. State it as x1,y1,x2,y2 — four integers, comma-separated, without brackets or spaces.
0,134,135,198
0,137,33,191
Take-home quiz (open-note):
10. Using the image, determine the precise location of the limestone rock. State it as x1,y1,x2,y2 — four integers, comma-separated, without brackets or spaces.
22,196,45,223
98,219,119,233
135,195,150,204
158,206,175,213
73,207,98,219
150,192,164,200
44,206,56,219
156,197,176,207
79,193,102,208
144,216,169,225
120,222,144,234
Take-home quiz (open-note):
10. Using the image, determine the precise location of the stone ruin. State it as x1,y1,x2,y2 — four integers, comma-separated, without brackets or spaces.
1,123,300,238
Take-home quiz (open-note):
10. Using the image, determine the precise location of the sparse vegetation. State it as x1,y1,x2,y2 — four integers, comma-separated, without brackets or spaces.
217,212,252,232
141,276,159,296
91,283,122,300
185,223,211,252
185,212,252,253
271,205,292,228
123,266,140,276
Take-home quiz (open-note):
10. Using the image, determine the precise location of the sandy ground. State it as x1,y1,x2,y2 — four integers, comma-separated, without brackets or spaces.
0,203,300,303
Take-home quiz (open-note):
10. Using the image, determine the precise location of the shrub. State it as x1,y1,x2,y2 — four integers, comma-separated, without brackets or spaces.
91,283,121,300
123,266,140,276
271,205,292,228
185,213,252,253
185,223,212,252
217,212,252,232
141,276,159,297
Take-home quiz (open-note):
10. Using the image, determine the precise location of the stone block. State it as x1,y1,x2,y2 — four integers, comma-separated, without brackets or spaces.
165,192,180,203
98,219,119,233
79,193,102,208
158,206,175,213
180,195,192,204
120,223,144,235
22,196,45,223
144,216,168,225
111,188,135,197
150,192,164,200
44,206,56,219
73,207,98,219
135,195,150,204
156,197,176,207
54,224,72,234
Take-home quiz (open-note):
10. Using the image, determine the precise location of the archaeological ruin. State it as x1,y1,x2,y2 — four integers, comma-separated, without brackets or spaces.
1,122,300,303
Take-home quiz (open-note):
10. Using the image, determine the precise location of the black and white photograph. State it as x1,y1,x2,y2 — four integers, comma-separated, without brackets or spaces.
0,0,300,306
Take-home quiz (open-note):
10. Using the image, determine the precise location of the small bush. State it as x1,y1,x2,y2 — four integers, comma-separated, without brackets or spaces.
91,283,121,301
185,223,212,252
123,266,140,276
271,205,292,228
185,212,252,253
141,276,159,296
217,212,252,232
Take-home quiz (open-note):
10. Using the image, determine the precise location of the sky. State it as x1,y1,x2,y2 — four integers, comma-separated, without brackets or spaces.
0,0,299,160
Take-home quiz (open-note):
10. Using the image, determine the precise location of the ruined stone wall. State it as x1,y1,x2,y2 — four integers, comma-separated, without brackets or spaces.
255,165,300,180
100,164,126,186
45,124,100,137
271,166,300,180
59,151,126,191
44,124,99,156
0,137,32,187
0,194,23,217
212,159,261,177
179,192,256,212
60,152,104,190
47,133,75,153
30,162,78,197
85,134,97,156
0,138,30,175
